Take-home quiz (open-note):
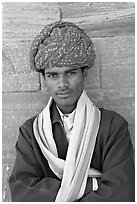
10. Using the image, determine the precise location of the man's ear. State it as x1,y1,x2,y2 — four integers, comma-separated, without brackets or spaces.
43,81,48,91
41,72,48,90
83,68,88,80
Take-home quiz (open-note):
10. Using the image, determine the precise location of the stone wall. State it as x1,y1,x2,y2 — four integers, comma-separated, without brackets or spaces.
2,2,135,201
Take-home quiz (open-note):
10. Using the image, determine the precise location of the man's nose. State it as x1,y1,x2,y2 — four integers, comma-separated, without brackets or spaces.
58,75,68,89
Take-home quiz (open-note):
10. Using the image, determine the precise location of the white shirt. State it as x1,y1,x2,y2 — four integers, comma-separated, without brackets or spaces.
56,106,76,142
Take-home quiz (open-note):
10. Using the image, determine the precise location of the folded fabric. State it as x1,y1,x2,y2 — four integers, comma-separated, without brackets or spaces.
29,21,95,72
33,91,101,201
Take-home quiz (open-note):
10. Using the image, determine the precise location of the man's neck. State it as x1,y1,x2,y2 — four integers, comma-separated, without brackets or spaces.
56,103,77,114
57,105,76,117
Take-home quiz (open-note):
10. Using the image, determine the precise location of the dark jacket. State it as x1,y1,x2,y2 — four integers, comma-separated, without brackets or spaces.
9,102,135,202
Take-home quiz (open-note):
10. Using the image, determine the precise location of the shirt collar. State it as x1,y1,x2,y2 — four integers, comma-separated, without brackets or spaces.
50,100,76,125
56,106,76,124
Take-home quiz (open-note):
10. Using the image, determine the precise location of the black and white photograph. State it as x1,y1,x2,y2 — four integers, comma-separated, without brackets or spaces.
2,1,135,202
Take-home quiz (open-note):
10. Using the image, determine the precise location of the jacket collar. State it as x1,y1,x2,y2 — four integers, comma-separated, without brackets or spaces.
50,100,63,125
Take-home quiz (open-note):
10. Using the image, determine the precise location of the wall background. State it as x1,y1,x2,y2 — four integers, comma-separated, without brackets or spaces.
2,2,135,201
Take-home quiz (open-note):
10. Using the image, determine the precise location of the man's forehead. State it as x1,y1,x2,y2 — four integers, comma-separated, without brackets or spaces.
44,66,78,73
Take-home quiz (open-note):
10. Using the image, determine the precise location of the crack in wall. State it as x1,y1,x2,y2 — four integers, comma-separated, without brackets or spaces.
2,51,15,74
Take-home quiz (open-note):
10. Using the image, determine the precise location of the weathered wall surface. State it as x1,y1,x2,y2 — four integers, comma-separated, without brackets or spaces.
2,2,135,201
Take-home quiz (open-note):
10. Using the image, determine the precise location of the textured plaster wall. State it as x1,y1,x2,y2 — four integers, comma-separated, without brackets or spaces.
2,2,135,201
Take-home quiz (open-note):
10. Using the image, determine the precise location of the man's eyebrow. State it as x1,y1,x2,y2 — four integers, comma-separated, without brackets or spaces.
45,68,78,75
65,68,78,73
45,71,58,75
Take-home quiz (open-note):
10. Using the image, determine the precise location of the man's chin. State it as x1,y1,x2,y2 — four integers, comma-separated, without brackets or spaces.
56,98,72,106
55,96,76,106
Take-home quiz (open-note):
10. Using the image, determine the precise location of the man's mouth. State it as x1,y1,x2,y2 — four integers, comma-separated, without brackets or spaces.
56,91,71,98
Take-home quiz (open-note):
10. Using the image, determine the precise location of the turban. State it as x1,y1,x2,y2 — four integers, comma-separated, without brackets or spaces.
29,21,95,72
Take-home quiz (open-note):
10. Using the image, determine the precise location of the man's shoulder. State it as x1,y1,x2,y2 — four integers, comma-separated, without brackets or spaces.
99,107,126,123
98,107,128,134
21,115,37,130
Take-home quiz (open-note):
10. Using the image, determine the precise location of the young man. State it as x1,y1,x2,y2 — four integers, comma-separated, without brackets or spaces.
9,21,135,202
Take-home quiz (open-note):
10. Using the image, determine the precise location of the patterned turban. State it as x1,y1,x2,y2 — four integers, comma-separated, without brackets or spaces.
29,21,95,72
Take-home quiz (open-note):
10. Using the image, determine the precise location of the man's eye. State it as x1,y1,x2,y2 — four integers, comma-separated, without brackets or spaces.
67,71,76,76
47,74,57,78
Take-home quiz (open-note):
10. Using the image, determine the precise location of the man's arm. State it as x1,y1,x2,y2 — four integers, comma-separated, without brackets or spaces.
9,124,61,202
79,116,135,202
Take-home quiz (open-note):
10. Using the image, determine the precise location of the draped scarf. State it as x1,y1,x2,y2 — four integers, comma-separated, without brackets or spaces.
33,91,102,201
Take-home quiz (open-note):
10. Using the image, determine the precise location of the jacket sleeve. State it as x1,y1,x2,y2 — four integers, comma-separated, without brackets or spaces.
78,115,135,202
9,124,61,202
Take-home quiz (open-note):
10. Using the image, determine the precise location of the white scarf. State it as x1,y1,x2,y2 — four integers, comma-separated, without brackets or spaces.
33,91,101,202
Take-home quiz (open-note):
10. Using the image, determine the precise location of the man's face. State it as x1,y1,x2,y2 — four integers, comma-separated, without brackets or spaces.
44,66,86,113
